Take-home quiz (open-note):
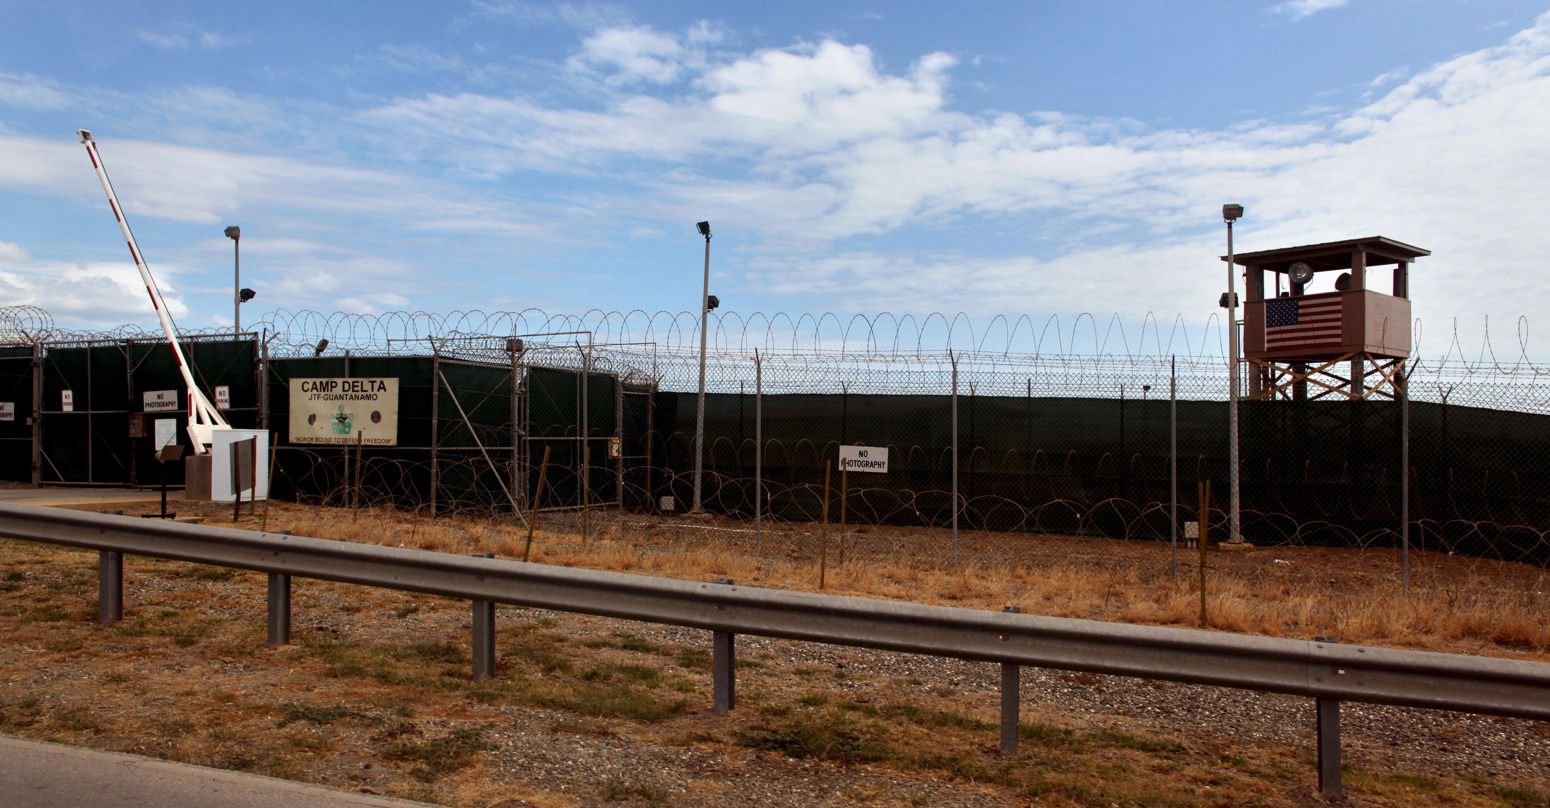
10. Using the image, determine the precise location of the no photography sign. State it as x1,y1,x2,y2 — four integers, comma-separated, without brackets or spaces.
838,445,888,474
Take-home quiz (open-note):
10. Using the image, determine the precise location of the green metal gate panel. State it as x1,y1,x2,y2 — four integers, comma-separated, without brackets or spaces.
38,336,257,486
0,346,35,482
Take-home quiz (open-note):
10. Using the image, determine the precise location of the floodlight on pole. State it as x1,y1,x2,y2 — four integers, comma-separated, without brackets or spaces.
692,221,712,513
225,225,241,337
1223,203,1244,545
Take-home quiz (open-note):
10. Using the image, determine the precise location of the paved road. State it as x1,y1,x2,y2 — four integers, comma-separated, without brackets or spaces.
0,486,182,508
0,735,436,808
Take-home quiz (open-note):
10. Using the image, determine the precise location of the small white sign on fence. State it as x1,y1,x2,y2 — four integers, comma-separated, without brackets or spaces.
215,385,231,410
838,445,889,474
154,418,177,451
61,390,73,412
0,402,13,422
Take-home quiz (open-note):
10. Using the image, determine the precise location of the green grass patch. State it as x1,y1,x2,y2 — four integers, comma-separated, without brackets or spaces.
583,663,661,685
383,726,494,783
674,649,710,670
586,630,672,656
275,702,364,727
52,705,101,733
600,777,670,806
1090,728,1187,755
735,715,894,763
848,701,994,733
533,682,686,722
1491,783,1550,807
300,637,462,687
184,565,239,582
26,603,73,623
510,644,571,673
0,696,43,729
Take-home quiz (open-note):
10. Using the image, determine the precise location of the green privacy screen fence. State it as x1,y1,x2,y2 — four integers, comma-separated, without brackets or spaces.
2,334,1548,565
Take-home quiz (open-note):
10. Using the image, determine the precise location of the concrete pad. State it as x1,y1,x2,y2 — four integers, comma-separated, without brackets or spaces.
0,735,436,808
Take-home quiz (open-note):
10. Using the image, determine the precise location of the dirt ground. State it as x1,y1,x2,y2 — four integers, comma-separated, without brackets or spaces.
1,498,1547,807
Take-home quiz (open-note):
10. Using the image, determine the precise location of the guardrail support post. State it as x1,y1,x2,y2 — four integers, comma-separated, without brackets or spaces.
97,550,122,623
1317,697,1342,798
470,552,497,680
999,606,1021,755
266,573,291,646
713,630,735,715
472,599,496,680
1000,662,1020,755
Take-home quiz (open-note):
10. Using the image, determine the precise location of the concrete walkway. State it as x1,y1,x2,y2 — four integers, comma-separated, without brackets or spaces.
0,483,181,502
0,486,183,509
0,735,436,808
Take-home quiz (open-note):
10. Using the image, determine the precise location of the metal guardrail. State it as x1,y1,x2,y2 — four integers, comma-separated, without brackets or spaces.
1,501,1547,798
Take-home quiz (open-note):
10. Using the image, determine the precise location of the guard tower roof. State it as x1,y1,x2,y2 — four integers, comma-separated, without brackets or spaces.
1223,236,1430,272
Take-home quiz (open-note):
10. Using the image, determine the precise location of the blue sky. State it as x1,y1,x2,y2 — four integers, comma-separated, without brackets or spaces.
2,1,1548,356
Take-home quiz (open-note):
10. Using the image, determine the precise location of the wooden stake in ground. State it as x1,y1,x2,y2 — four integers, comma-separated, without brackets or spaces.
523,446,552,562
260,436,278,532
820,463,832,590
1199,479,1211,628
351,430,365,522
839,464,848,566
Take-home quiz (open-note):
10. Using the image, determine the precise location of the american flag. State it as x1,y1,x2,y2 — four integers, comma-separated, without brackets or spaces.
1265,293,1343,352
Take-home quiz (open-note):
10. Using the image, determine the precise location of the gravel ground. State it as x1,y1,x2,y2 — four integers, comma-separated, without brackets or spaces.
583,619,1550,788
3,503,1548,806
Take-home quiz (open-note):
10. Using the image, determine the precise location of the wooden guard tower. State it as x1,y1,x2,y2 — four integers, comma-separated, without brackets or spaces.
1231,236,1429,401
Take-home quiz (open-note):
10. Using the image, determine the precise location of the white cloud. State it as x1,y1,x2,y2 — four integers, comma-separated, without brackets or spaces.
1271,0,1349,21
136,26,238,51
198,32,238,50
570,25,688,85
0,246,191,328
5,10,1550,352
468,0,631,29
340,11,1550,342
136,29,190,50
0,72,72,110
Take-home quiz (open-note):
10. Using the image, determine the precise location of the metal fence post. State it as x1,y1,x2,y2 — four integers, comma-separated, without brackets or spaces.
429,346,440,513
267,573,291,646
754,350,763,554
510,341,525,513
1170,355,1178,580
1317,697,1342,798
30,341,42,487
97,550,122,623
257,329,269,431
999,606,1021,756
615,373,624,509
1400,361,1410,595
950,352,959,564
472,553,496,680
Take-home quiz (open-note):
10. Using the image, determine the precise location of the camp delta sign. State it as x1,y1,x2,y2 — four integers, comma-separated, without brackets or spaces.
289,378,400,446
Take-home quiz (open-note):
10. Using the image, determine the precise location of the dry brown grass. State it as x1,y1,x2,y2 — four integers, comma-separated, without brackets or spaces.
2,507,1548,807
249,502,1550,661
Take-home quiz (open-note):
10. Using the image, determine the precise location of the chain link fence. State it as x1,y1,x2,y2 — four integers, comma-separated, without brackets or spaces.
4,307,1550,570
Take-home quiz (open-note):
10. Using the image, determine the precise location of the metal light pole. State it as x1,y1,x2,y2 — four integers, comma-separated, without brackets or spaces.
1223,203,1243,544
225,225,241,337
692,221,712,513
